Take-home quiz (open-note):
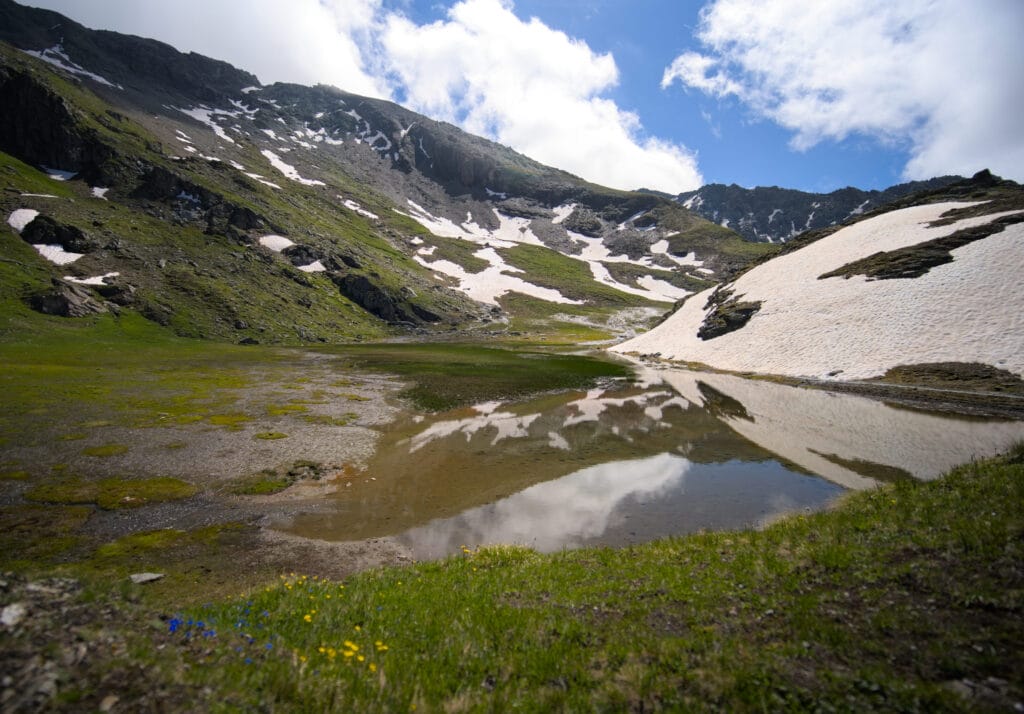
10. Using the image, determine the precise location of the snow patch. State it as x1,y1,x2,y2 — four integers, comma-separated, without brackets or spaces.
339,198,379,220
414,245,583,306
63,271,120,285
91,187,109,200
175,106,238,144
7,209,39,233
33,244,83,265
260,150,325,186
551,203,575,225
244,173,282,190
258,235,294,252
614,203,1024,380
297,261,326,273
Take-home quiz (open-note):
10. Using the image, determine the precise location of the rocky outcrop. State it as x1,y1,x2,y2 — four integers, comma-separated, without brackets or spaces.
131,164,271,235
0,64,116,182
20,215,98,253
331,272,440,325
27,279,108,317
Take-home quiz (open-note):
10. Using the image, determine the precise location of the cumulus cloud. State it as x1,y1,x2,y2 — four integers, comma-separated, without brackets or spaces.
662,0,1024,181
381,0,702,192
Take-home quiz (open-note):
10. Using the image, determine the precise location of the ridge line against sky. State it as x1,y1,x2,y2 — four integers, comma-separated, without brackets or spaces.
20,0,1024,194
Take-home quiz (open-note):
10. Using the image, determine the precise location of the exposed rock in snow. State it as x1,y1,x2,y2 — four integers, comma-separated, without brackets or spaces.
613,202,1024,380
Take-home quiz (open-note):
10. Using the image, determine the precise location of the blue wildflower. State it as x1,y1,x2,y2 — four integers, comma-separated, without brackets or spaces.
265,642,273,650
168,617,183,633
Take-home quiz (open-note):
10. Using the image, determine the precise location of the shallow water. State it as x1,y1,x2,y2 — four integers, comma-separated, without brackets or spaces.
279,364,1024,559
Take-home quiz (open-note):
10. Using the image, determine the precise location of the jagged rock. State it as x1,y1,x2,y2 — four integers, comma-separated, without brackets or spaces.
27,279,107,317
282,244,322,267
94,281,136,305
21,215,98,253
562,207,603,237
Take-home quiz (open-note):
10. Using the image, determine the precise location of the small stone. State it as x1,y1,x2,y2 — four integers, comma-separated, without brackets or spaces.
0,602,26,627
99,694,120,712
129,573,164,584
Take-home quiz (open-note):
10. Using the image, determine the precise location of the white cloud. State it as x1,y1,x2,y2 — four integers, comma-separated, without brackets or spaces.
381,0,702,192
663,0,1024,181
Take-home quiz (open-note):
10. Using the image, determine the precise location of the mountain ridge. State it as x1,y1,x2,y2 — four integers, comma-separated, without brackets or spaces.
675,177,964,243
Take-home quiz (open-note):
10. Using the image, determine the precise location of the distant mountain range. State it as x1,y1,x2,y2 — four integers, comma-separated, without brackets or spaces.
675,178,964,243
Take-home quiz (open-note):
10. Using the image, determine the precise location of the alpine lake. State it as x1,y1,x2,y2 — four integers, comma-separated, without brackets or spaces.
273,355,1024,559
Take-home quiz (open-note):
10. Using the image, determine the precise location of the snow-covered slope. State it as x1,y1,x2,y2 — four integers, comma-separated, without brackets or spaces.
612,201,1024,380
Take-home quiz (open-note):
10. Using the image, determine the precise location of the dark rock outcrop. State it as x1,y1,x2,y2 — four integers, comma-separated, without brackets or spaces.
331,272,440,324
27,279,108,317
20,215,98,253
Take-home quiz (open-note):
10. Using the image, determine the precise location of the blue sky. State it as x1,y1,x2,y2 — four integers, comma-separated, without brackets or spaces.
26,0,1024,194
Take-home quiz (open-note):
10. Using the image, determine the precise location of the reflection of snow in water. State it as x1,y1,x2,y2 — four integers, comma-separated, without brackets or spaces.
563,388,673,427
406,404,541,452
649,365,1024,489
398,453,690,557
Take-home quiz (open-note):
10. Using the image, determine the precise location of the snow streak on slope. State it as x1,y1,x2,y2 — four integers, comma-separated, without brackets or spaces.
23,44,122,89
402,201,690,304
260,150,326,186
414,244,583,306
613,203,1024,379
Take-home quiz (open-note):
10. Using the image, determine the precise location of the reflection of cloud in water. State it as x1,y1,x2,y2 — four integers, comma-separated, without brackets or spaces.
653,367,1024,489
398,453,690,558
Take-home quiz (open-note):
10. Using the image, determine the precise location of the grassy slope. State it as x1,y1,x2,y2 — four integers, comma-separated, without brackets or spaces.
3,446,1016,712
169,450,1024,711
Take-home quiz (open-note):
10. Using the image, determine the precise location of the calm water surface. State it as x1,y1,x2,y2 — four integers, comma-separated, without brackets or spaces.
278,364,1024,559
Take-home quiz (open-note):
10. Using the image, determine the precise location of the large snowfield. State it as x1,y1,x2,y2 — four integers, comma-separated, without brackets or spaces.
613,202,1024,380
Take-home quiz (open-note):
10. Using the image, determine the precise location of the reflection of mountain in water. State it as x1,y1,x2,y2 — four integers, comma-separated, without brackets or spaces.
397,453,690,558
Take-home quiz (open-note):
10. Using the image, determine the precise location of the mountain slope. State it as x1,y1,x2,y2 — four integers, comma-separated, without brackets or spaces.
0,0,773,344
676,177,963,243
614,174,1024,381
